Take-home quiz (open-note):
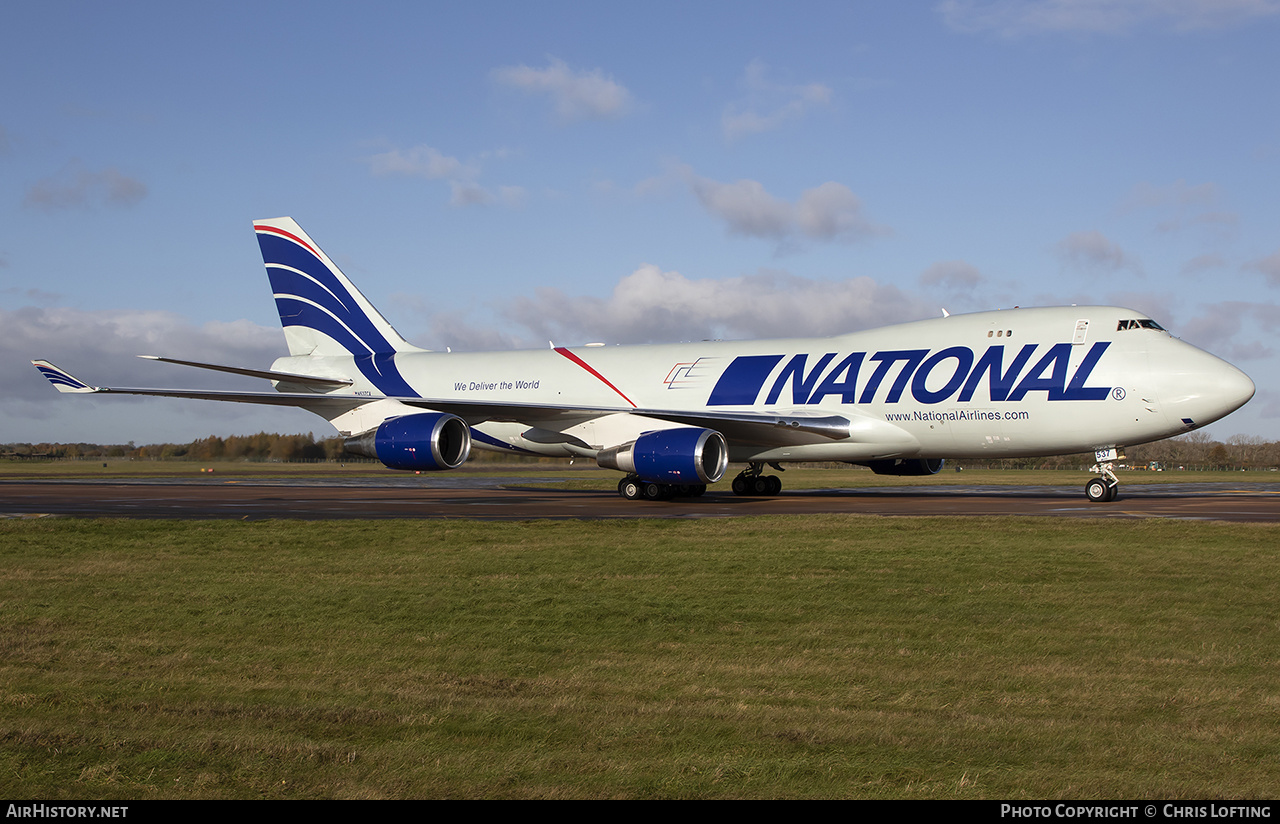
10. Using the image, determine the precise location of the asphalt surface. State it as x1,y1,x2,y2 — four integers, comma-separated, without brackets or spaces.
2,477,1278,522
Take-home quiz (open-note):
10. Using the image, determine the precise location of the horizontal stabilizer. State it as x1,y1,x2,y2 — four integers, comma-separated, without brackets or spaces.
137,355,353,388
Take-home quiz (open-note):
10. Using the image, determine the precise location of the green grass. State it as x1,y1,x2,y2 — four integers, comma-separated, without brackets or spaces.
3,516,1278,798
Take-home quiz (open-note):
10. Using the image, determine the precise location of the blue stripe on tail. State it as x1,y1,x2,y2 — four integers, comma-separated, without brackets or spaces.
256,232,418,398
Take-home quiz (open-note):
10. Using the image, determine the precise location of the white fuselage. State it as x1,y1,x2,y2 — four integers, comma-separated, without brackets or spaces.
273,305,1255,464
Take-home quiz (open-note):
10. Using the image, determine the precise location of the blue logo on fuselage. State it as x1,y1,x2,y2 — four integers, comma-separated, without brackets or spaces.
706,342,1111,407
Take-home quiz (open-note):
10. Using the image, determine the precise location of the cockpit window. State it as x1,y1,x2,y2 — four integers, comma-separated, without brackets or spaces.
1117,319,1166,331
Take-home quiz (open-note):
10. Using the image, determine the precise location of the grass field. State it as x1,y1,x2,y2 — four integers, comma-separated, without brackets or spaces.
3,514,1278,799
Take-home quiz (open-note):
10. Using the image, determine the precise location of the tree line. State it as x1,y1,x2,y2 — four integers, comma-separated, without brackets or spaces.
3,433,343,462
958,431,1280,471
1,432,545,464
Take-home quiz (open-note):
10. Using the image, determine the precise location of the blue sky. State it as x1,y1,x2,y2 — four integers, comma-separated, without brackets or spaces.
4,0,1278,444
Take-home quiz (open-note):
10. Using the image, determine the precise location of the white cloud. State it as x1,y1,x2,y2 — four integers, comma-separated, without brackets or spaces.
1180,254,1227,276
1179,300,1280,361
1246,250,1280,287
1054,230,1142,276
365,144,523,209
367,145,471,180
919,260,985,290
448,182,527,208
6,306,285,403
721,59,832,141
492,57,633,121
1256,389,1280,420
428,265,935,350
4,305,326,443
937,0,1280,36
685,171,889,246
1118,180,1238,237
24,161,147,211
688,177,793,239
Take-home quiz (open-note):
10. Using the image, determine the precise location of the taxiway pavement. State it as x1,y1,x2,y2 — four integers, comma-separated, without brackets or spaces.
3,478,1277,522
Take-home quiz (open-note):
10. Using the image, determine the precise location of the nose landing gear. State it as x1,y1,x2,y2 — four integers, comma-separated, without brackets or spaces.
1086,448,1123,503
1085,475,1118,503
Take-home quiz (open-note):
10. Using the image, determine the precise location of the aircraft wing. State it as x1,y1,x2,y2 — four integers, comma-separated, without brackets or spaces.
402,397,855,445
32,360,369,416
33,360,858,447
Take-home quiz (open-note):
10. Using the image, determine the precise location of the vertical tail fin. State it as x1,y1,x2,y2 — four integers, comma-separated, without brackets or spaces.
253,217,425,358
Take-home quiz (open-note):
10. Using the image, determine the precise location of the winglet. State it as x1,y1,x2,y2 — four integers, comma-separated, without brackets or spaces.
31,360,100,393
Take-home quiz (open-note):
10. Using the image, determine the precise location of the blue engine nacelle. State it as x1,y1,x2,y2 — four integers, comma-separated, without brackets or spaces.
343,413,472,471
596,427,729,484
865,458,945,476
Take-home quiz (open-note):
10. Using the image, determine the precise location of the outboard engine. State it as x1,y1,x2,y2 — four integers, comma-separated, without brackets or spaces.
344,413,471,471
597,427,728,484
866,458,945,476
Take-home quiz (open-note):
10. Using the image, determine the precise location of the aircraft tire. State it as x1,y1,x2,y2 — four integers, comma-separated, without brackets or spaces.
1085,478,1111,503
619,477,642,500
732,476,749,496
765,475,782,496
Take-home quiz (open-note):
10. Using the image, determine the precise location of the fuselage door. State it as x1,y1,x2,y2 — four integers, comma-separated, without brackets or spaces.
1072,319,1090,345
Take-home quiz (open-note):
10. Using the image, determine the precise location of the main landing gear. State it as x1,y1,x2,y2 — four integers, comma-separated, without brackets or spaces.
1085,453,1121,503
731,462,784,497
617,476,707,501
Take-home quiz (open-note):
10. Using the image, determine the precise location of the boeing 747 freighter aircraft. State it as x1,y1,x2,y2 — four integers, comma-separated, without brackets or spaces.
34,217,1255,503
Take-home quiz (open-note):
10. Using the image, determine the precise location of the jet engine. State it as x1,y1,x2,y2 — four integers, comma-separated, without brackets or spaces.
597,427,728,484
865,457,945,476
343,412,471,471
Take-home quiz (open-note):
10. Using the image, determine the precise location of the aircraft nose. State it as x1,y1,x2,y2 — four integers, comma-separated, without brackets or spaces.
1151,342,1255,430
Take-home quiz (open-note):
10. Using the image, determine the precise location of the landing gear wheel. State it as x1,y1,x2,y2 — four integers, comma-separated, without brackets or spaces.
619,477,642,500
1086,451,1123,503
1085,477,1118,503
732,464,784,496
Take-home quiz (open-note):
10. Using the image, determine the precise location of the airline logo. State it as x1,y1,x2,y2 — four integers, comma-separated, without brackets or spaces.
255,223,418,397
31,361,94,393
706,342,1112,407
